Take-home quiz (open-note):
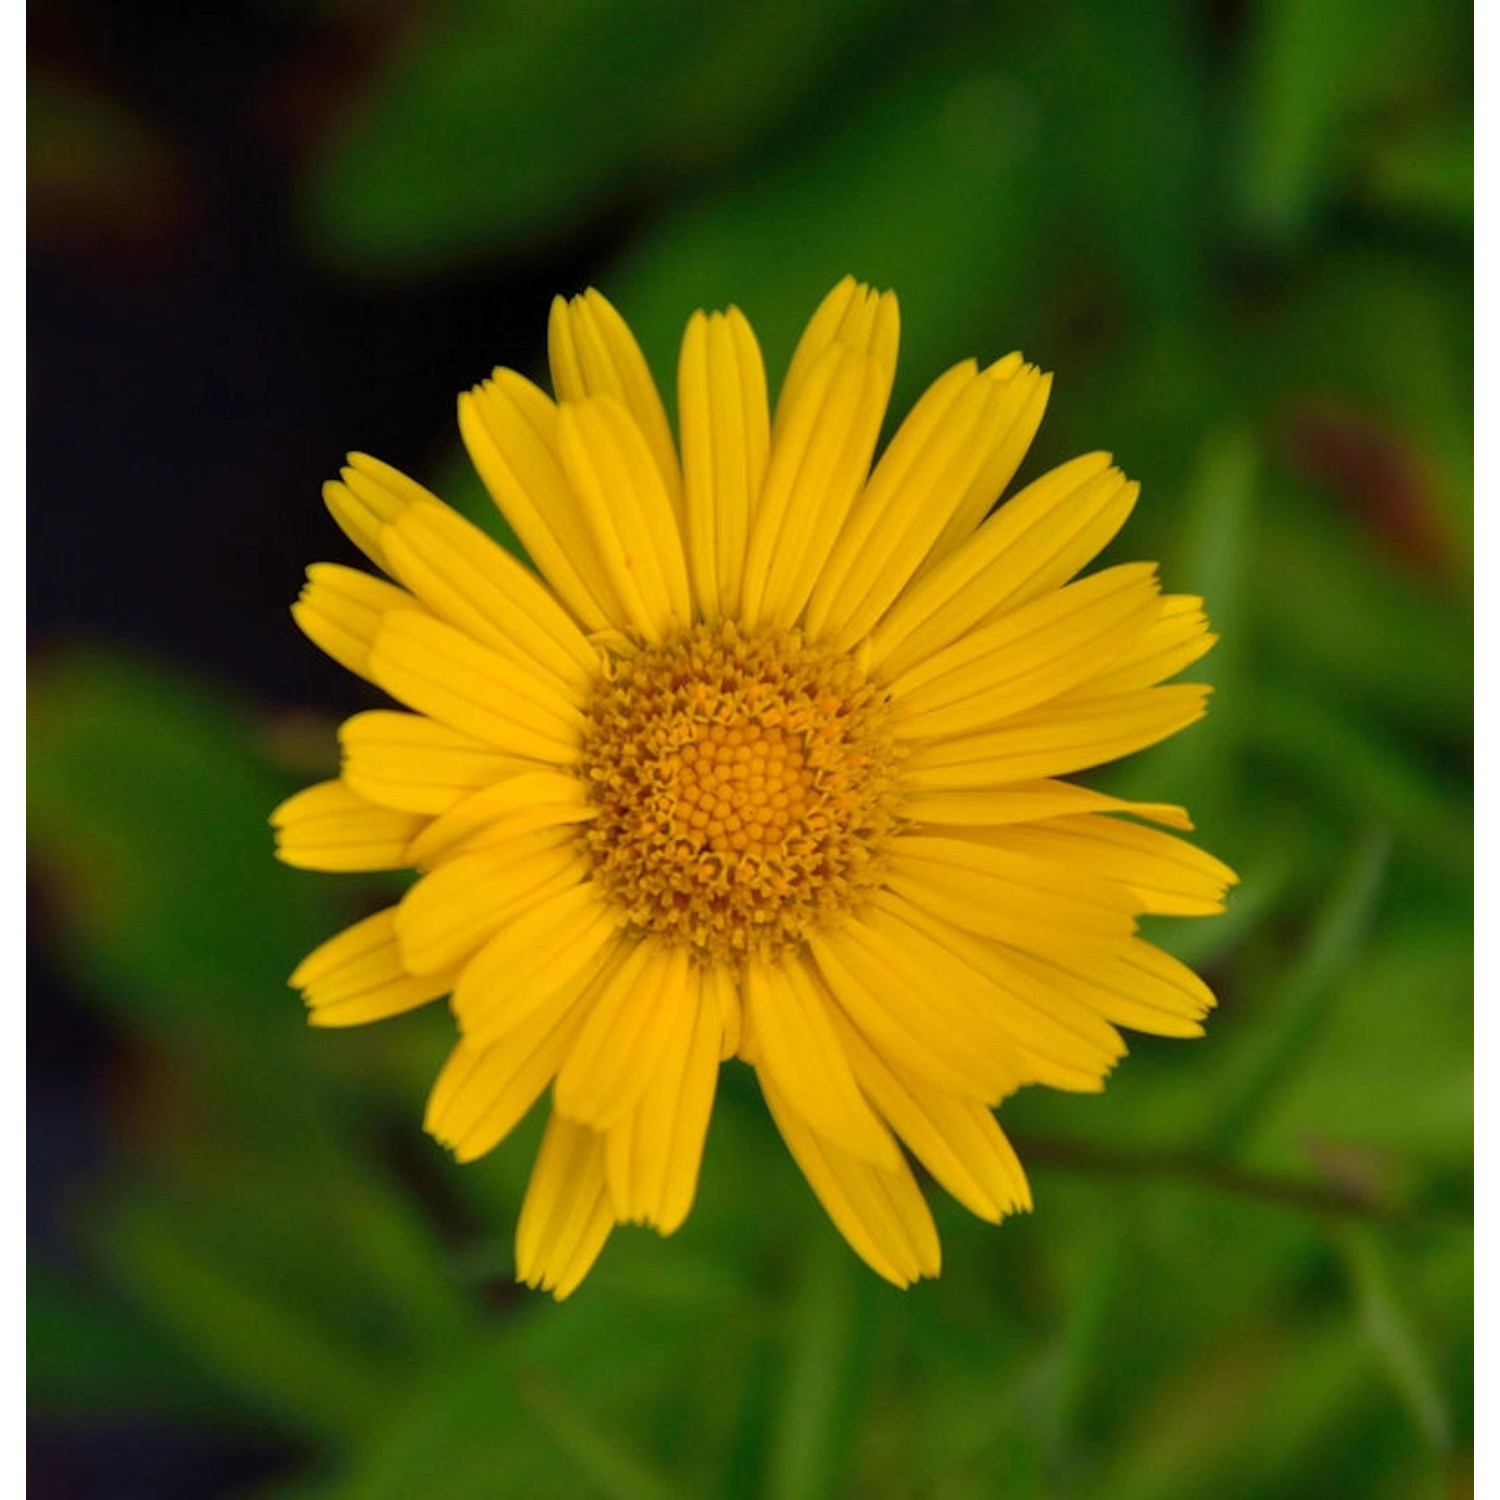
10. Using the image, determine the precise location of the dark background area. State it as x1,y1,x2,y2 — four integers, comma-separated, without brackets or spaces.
29,1,1472,1496
31,5,616,1490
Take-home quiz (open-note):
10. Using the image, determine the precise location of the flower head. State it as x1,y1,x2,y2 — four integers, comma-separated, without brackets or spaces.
274,278,1235,1297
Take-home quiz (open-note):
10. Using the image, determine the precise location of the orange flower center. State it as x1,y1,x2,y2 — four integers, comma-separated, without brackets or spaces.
578,622,900,964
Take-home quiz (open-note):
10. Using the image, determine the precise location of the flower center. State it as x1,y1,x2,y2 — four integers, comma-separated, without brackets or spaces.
578,622,900,965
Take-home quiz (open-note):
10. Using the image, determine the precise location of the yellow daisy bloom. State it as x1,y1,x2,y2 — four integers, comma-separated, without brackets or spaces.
274,278,1234,1298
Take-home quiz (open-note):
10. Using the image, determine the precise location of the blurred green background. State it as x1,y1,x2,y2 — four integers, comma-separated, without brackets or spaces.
28,0,1471,1495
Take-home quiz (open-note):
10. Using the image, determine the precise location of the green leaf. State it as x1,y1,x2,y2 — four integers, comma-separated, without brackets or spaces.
1255,907,1472,1167
303,0,911,274
28,649,344,1040
1009,0,1214,324
1034,1231,1126,1478
766,1232,867,1500
610,44,1044,416
334,1291,736,1500
1173,427,1259,657
1091,1312,1372,1500
1251,686,1470,879
1105,426,1256,836
100,1189,395,1445
1203,828,1391,1156
1232,0,1456,243
27,1260,239,1423
519,1378,686,1500
1252,501,1471,742
1358,115,1473,227
1338,1225,1452,1453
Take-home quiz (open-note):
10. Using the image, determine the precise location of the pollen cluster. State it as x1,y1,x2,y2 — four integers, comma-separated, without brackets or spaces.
578,623,900,964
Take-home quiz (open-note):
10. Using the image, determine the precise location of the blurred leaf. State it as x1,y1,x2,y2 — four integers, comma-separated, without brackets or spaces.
1034,1230,1125,1481
1203,828,1391,1156
333,1333,566,1500
766,1233,867,1500
1253,500,1470,740
1257,906,1472,1166
611,42,1044,414
1267,249,1472,578
1251,686,1470,878
1013,0,1213,324
1233,0,1456,242
333,1280,753,1500
1107,426,1256,836
520,1378,685,1500
28,649,342,1039
303,0,911,273
1173,428,1259,655
1092,1312,1371,1500
28,1261,237,1423
1338,1225,1452,1454
1358,115,1473,226
93,1104,476,1373
101,1189,394,1445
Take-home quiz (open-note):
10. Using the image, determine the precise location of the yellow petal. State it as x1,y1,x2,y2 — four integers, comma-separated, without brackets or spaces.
677,306,770,620
515,1114,614,1300
1070,593,1218,695
556,394,692,641
998,938,1217,1040
394,831,585,974
885,833,1142,949
801,359,976,641
379,498,600,692
554,939,692,1130
549,289,682,519
899,684,1211,790
425,1001,590,1163
339,710,530,815
367,611,584,762
742,344,893,631
404,770,594,867
819,900,1117,1094
920,362,1053,570
967,816,1237,918
322,451,436,572
829,1008,1031,1222
271,779,426,872
808,357,1051,649
604,972,720,1233
743,955,899,1168
869,454,1137,681
453,885,626,1044
291,564,425,683
874,888,1128,1070
289,907,453,1027
806,925,1022,1102
705,962,742,1061
774,278,898,435
459,372,623,632
888,564,1163,737
758,1072,939,1289
901,778,1192,831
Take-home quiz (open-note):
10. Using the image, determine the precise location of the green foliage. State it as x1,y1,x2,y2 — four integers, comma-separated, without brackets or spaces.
303,0,914,274
29,0,1470,1496
28,651,338,1040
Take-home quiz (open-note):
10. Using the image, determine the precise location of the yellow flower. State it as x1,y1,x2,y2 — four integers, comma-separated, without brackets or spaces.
274,278,1235,1298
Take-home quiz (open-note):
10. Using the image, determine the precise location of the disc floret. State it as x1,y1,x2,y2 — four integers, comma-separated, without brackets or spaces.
578,622,900,963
